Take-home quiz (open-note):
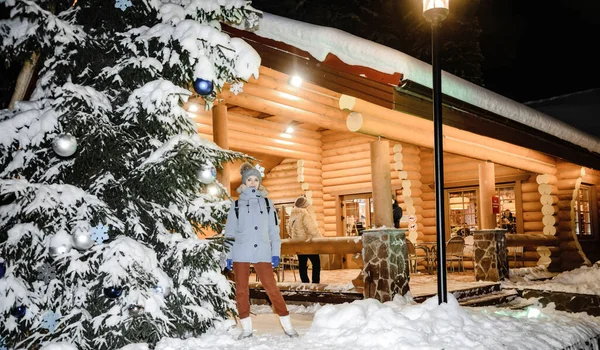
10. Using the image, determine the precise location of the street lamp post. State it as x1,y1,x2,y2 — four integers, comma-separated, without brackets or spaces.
423,0,449,305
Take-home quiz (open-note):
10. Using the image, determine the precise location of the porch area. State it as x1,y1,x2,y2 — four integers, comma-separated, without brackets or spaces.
248,268,516,306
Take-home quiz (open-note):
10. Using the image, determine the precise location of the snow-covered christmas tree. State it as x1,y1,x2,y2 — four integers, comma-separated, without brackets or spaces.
0,0,261,349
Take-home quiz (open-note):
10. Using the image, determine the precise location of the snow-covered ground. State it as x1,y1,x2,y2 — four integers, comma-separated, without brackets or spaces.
40,263,600,350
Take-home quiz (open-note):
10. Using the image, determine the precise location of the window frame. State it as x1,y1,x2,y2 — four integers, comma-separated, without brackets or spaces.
574,184,598,241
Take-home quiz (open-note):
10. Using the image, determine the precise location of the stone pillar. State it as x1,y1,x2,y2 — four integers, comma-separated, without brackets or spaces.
472,229,508,281
212,103,230,192
370,139,393,228
478,161,496,229
362,228,409,302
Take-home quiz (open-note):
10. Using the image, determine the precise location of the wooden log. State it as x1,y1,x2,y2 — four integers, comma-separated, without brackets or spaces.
402,187,423,197
536,174,558,185
556,178,582,190
522,201,543,212
394,161,422,172
557,211,573,221
522,212,544,222
322,135,373,151
263,175,301,186
522,192,542,203
237,83,349,122
195,112,322,146
322,158,372,172
323,174,373,187
392,143,421,154
323,166,373,179
198,133,322,161
541,205,559,216
397,171,421,180
537,183,557,195
540,194,558,205
505,234,560,247
221,90,348,131
560,241,583,251
266,182,303,193
542,215,556,226
524,221,545,231
322,142,374,157
402,179,422,189
247,76,340,109
521,182,540,193
394,153,422,164
556,167,585,178
322,150,373,164
557,200,573,210
543,225,557,236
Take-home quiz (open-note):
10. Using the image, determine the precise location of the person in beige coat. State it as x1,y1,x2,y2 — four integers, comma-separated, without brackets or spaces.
286,196,322,283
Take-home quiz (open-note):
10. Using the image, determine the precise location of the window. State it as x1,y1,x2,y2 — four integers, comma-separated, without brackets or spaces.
342,194,373,236
448,189,478,236
275,203,294,239
575,184,595,238
496,186,517,233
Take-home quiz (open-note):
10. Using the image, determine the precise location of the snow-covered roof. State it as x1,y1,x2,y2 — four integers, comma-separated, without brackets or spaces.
254,13,600,155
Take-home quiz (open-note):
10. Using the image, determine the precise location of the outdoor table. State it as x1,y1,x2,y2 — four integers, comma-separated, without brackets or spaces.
415,241,437,274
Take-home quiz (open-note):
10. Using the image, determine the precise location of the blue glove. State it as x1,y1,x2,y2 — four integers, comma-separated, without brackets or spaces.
271,256,280,268
226,259,233,271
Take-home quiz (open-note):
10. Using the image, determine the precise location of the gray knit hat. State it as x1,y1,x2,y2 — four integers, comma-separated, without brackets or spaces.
240,162,262,185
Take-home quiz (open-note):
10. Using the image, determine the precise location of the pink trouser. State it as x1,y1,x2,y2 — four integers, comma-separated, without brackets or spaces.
233,262,289,319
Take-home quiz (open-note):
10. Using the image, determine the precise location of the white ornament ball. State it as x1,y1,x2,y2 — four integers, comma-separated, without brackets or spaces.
198,164,217,184
52,134,78,157
154,285,171,297
49,244,71,259
72,231,95,250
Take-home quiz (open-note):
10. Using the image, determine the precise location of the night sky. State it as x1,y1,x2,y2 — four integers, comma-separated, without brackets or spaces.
1,1,598,106
477,0,600,103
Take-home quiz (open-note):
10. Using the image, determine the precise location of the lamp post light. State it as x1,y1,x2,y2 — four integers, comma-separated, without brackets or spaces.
423,0,449,305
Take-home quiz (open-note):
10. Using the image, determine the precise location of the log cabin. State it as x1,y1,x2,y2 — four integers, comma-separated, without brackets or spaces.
194,13,600,274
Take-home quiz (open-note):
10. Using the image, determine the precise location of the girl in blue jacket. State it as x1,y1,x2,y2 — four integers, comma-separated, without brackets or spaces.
224,162,298,339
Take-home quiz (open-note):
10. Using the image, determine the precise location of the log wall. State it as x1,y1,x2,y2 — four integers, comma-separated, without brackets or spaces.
393,143,422,243
555,161,590,270
321,130,402,237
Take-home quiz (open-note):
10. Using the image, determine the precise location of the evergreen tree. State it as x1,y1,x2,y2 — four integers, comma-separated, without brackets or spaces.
0,0,261,349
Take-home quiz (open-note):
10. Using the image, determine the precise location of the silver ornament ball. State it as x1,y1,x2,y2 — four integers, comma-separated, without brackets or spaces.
198,164,217,184
128,304,145,316
49,244,72,259
52,134,78,157
72,231,95,250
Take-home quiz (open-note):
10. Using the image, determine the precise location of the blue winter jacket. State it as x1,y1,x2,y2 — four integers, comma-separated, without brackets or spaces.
224,186,281,263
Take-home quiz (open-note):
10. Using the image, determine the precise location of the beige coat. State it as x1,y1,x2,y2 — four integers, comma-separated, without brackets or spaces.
286,207,322,240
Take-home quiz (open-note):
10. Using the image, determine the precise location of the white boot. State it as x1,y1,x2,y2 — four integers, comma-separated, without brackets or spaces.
279,315,299,338
237,317,253,340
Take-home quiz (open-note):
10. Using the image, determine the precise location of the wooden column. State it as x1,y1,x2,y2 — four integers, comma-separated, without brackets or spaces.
212,103,230,192
478,161,496,229
370,139,393,228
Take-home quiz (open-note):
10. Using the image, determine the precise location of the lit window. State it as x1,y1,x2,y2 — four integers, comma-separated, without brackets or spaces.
575,185,592,236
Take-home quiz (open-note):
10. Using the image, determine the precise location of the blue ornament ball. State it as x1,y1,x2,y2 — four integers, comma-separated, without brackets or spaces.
193,78,213,95
0,261,5,279
11,305,26,319
103,287,123,299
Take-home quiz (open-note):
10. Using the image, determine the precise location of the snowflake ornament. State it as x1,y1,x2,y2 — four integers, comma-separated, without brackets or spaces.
36,263,56,284
115,0,132,11
244,11,261,32
229,82,244,95
90,224,109,244
255,164,265,178
41,310,61,333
